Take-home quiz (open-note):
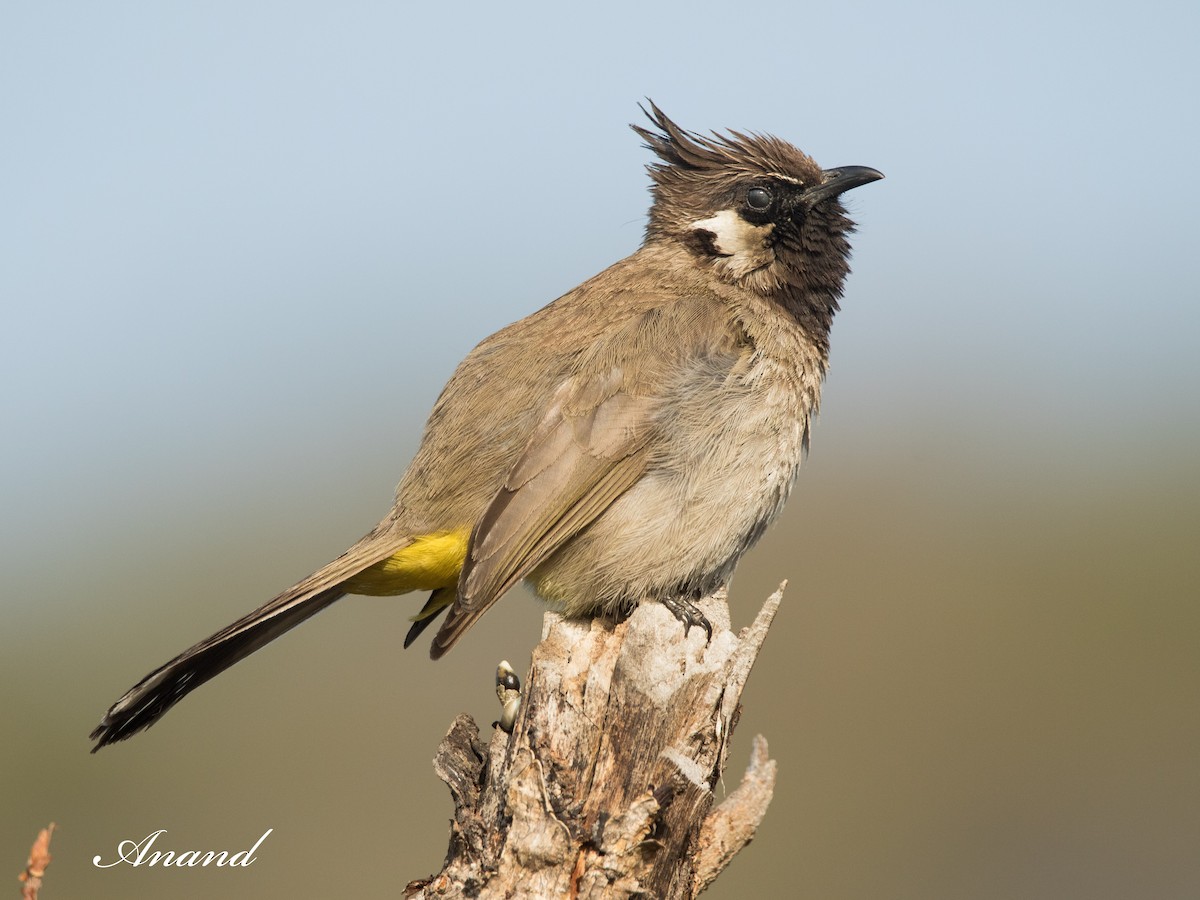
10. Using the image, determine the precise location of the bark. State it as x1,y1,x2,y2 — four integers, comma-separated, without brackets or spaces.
405,584,783,899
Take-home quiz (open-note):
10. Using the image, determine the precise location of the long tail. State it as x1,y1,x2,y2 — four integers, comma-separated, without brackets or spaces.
90,530,405,751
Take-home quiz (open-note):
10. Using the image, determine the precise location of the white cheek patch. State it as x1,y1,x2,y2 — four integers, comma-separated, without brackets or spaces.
690,209,775,279
690,209,772,256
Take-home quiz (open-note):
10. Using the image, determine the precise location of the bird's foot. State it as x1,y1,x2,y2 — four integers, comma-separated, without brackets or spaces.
660,593,713,642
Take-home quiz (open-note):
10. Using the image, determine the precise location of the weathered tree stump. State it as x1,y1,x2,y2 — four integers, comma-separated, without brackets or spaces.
406,584,783,899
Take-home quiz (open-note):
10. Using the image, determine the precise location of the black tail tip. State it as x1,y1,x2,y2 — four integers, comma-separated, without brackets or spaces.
89,720,121,753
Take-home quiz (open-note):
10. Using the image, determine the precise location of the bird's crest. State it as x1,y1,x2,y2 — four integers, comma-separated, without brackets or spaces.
632,100,822,188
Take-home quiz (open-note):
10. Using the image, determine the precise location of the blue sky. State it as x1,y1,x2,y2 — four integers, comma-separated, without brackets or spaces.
4,3,1196,549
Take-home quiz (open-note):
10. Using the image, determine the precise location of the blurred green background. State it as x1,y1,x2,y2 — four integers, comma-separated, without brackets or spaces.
3,2,1198,898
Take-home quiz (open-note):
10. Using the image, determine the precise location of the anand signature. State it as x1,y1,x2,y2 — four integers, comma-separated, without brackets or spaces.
93,828,271,868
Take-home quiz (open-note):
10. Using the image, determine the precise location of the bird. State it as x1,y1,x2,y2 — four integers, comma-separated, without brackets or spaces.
90,102,882,751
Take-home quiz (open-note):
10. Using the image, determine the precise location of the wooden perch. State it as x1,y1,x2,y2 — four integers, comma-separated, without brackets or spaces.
406,584,783,899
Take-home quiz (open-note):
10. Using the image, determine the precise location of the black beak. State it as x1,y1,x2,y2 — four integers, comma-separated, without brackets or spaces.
802,166,884,208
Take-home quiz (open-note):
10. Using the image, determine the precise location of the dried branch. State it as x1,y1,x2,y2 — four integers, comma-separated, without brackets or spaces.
18,824,55,900
406,584,784,899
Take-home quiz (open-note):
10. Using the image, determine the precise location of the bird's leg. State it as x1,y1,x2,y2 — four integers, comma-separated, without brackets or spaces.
611,600,637,624
660,590,713,642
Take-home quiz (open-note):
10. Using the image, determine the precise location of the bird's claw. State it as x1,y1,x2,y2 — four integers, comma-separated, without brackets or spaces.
660,594,713,643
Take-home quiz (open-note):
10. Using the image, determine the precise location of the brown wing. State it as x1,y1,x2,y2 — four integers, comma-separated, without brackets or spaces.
428,296,748,658
429,365,657,658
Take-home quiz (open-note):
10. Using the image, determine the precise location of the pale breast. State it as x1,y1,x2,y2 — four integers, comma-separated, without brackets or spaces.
532,309,823,614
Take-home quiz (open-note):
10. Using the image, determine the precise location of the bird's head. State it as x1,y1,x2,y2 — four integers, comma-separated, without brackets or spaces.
633,102,882,338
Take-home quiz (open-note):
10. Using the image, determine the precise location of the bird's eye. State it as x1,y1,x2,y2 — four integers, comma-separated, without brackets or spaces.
746,187,773,210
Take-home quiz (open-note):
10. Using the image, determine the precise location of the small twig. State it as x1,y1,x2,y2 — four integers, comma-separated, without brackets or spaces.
692,735,778,893
18,824,55,900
